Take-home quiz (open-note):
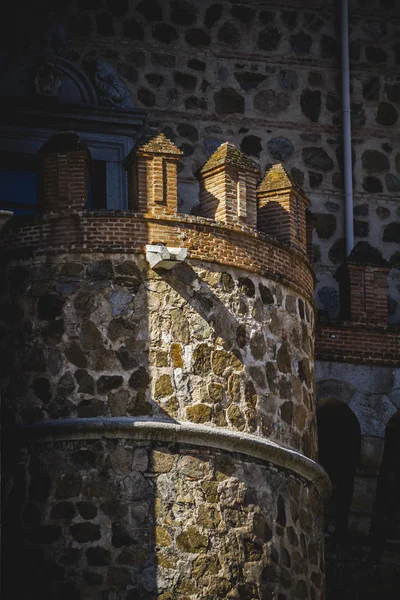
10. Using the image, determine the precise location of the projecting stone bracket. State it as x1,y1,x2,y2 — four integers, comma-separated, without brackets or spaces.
146,243,188,270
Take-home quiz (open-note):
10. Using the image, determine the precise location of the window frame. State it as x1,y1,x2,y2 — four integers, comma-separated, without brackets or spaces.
0,125,135,210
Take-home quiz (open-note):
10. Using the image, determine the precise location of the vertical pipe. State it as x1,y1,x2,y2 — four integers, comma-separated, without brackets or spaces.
341,0,354,255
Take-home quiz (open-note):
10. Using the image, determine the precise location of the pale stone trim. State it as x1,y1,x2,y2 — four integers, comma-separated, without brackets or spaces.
20,417,331,498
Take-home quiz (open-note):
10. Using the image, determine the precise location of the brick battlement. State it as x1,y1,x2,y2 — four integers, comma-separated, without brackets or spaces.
316,322,400,366
0,210,315,301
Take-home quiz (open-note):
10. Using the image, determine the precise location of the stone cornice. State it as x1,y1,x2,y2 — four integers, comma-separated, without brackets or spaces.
16,417,331,499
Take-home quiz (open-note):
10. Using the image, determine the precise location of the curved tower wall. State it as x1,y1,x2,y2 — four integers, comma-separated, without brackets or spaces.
1,133,329,599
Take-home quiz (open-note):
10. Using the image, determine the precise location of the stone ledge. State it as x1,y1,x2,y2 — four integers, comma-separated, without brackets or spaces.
16,417,331,499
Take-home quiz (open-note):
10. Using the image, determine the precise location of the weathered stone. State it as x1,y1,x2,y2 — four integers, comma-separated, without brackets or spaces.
280,401,293,424
254,90,289,113
267,137,294,161
354,220,369,238
179,455,207,479
309,172,323,188
186,403,211,423
152,450,175,473
277,69,298,90
211,349,230,375
376,206,391,219
208,382,224,403
214,88,244,114
217,21,240,48
276,345,292,373
187,58,206,71
326,92,339,113
70,523,101,543
234,72,267,91
155,375,173,398
128,392,152,416
250,331,266,360
389,251,400,269
245,380,257,408
170,0,196,25
298,358,311,386
320,34,338,58
97,375,123,395
238,277,255,297
314,213,336,239
296,405,307,431
385,173,400,192
152,23,178,43
354,204,369,217
37,295,65,320
129,367,150,390
227,373,241,402
64,342,87,368
363,77,380,101
76,501,97,520
382,222,400,243
77,399,105,418
302,147,334,171
176,527,208,552
87,260,113,280
226,404,245,430
386,83,400,103
308,71,323,87
204,3,223,28
249,366,266,389
366,46,387,62
376,102,398,125
291,32,312,54
186,28,212,46
174,71,197,90
363,176,383,193
258,283,274,305
51,501,76,520
351,103,366,126
177,123,198,142
192,344,211,375
277,494,287,527
240,135,262,157
258,27,281,51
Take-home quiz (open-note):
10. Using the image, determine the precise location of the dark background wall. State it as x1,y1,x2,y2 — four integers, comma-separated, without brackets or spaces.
2,0,399,322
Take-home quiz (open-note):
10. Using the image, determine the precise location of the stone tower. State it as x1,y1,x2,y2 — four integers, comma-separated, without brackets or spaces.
1,132,329,599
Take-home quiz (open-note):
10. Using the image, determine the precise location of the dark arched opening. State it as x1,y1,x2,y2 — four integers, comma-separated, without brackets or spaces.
317,398,361,540
370,410,400,547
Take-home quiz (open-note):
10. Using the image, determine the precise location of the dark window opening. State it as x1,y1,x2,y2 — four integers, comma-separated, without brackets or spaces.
370,411,400,549
89,160,107,210
0,152,37,215
317,400,361,540
0,153,107,213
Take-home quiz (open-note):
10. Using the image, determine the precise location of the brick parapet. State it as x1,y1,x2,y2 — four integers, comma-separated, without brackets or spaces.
0,210,316,302
316,322,400,366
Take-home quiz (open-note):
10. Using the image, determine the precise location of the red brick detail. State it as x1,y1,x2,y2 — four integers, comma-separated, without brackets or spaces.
199,143,260,229
316,323,400,367
0,212,316,302
306,212,317,264
348,264,389,325
257,164,310,256
39,150,91,213
125,133,182,215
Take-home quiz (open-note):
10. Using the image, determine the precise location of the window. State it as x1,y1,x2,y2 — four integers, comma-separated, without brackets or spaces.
0,153,37,215
317,399,361,539
0,127,134,211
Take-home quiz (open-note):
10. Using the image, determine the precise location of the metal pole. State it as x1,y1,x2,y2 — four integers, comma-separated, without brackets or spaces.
341,0,354,256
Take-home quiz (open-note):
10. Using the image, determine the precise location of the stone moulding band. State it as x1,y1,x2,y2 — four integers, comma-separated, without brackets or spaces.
17,417,331,498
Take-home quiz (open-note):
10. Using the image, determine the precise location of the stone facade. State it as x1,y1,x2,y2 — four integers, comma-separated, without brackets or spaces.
5,440,325,599
1,128,328,599
1,1,399,599
36,0,399,324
